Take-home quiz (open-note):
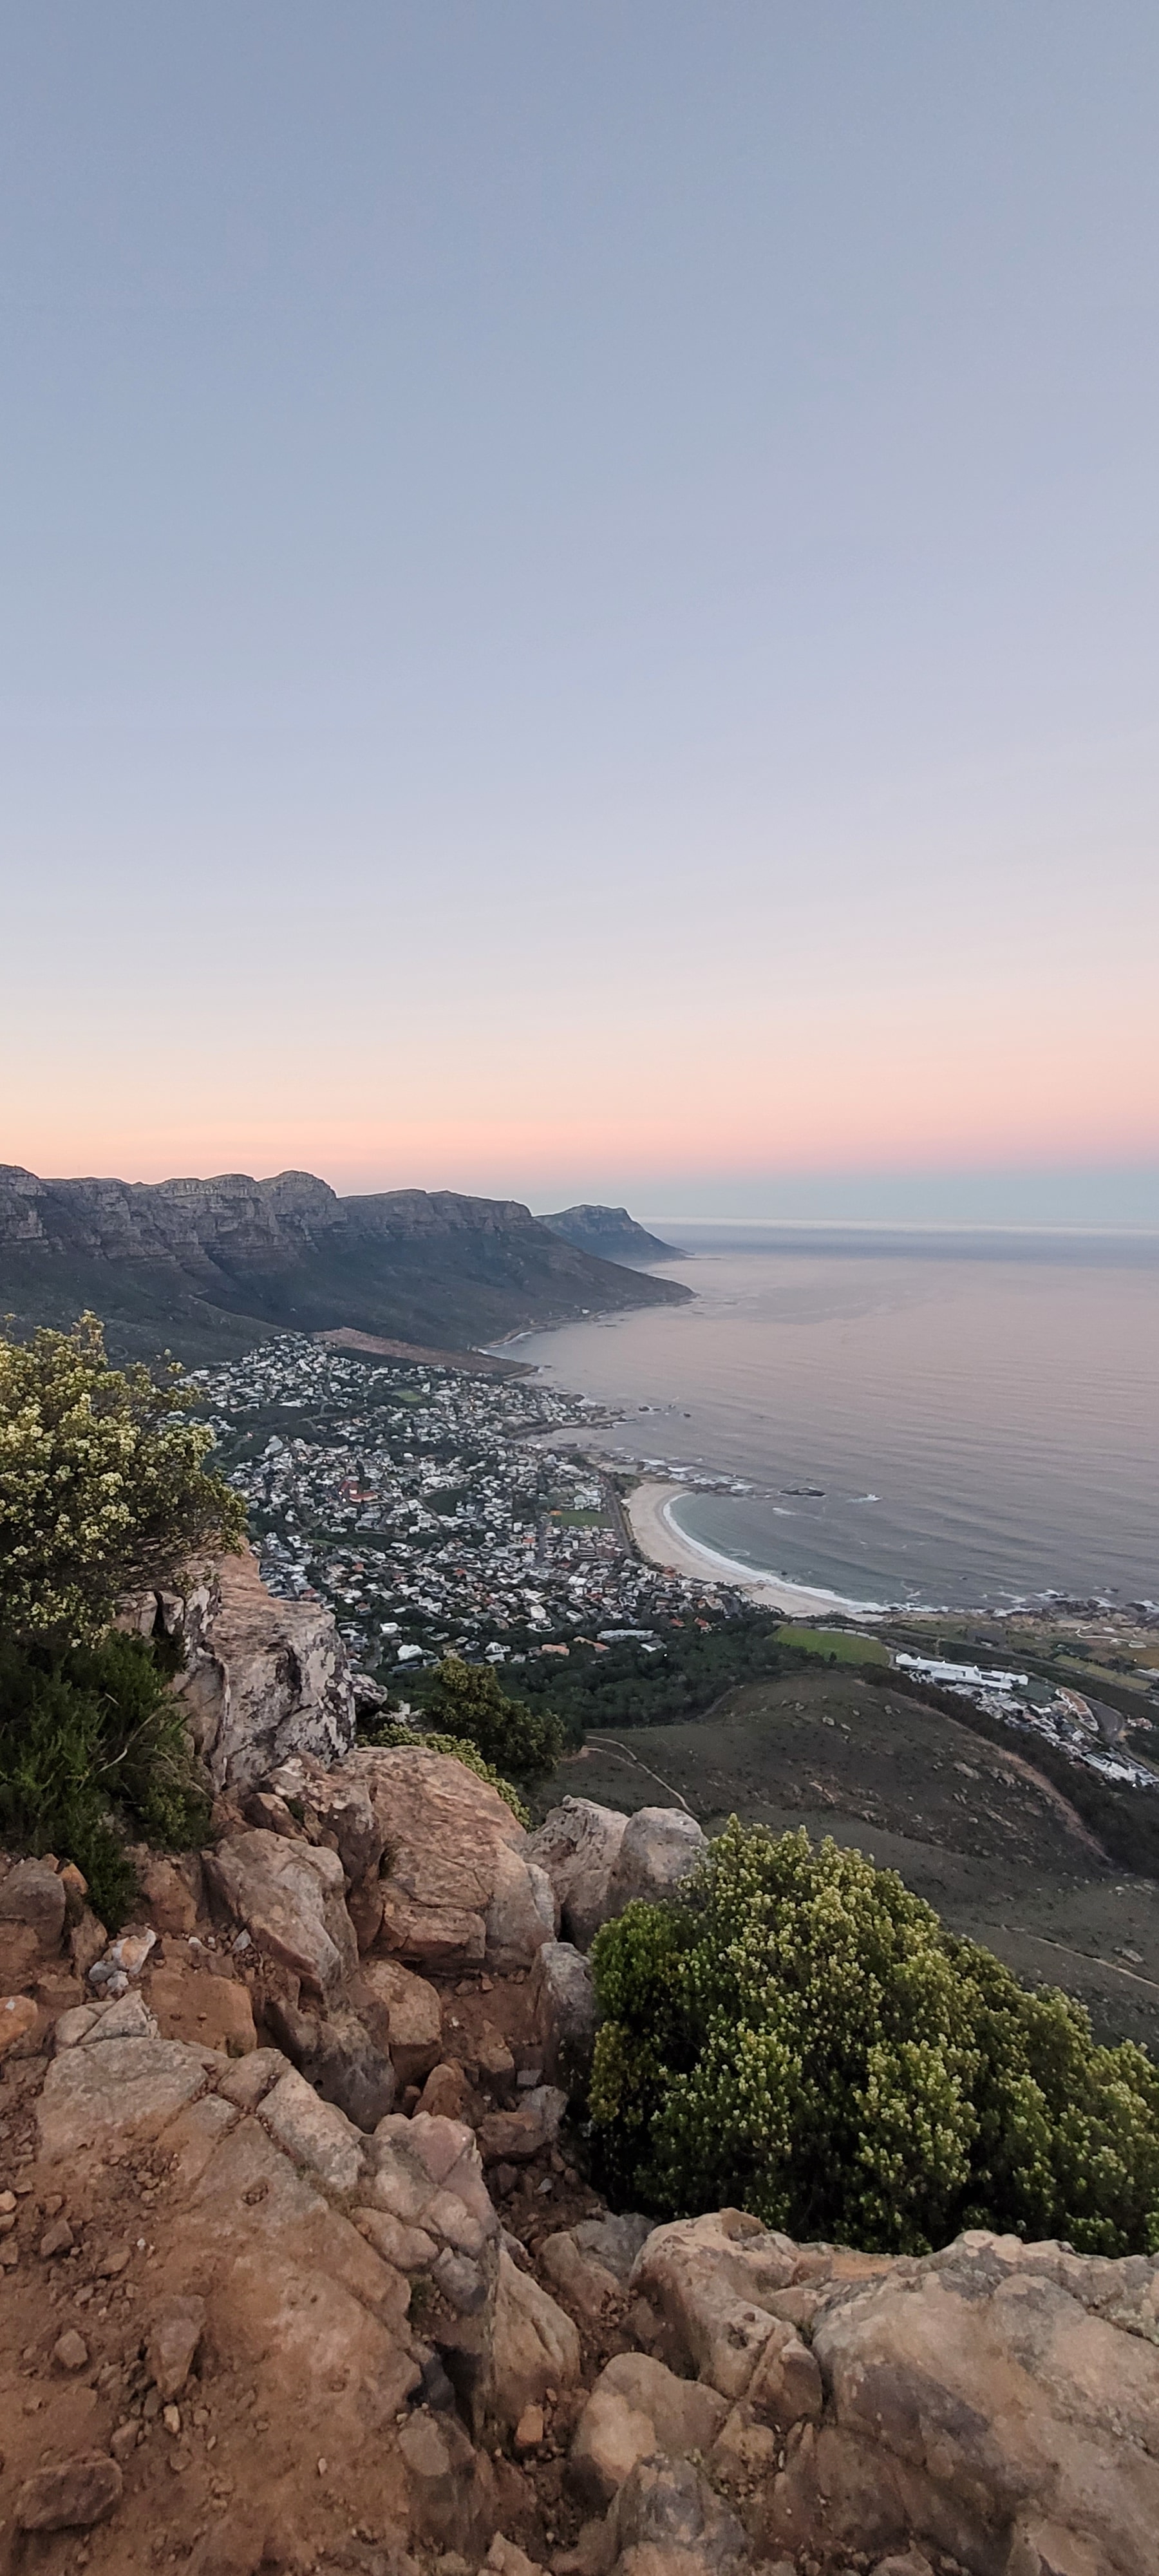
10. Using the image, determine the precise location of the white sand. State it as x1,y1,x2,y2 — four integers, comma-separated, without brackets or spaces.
625,1479,881,1622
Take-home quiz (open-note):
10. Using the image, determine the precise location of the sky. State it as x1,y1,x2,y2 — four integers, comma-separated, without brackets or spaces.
2,4,1157,1225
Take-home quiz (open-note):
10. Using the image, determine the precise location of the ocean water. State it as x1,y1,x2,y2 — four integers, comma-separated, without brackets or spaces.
511,1227,1159,1611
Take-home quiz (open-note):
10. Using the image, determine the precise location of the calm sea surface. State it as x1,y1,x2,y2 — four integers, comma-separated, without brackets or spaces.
511,1227,1159,1611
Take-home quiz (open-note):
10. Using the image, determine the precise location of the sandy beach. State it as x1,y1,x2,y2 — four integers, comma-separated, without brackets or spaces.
624,1479,881,1622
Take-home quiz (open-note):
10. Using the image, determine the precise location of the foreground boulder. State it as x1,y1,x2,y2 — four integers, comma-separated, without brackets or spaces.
528,1799,706,1946
629,2212,1159,2576
527,1799,628,1948
203,1828,358,2002
605,1806,707,1916
346,1747,557,1974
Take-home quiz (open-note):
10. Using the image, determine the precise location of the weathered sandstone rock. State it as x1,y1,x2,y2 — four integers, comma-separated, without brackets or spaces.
490,2246,581,2429
165,1546,357,1790
526,1798,628,1949
259,2065,366,2195
147,2293,207,2399
203,1828,357,2000
396,2407,497,2555
570,2354,729,2508
531,1938,597,2092
0,1856,66,1948
477,2084,567,2166
37,2035,209,2159
0,1991,39,2056
267,1993,396,2130
138,1850,203,1934
604,1806,707,1918
265,1753,385,1884
630,2210,798,2399
15,2453,124,2532
149,1965,257,2057
540,2230,625,2327
351,1747,554,1973
605,2454,748,2576
355,1953,444,2084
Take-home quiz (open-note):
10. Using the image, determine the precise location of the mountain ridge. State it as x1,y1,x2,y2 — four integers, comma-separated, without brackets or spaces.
0,1164,691,1364
539,1202,680,1265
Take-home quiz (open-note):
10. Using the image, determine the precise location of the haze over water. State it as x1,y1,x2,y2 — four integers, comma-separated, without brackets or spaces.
514,1228,1159,1612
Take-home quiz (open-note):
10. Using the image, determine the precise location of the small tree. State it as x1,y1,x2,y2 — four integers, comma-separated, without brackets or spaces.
419,1654,564,1778
0,1314,244,1644
589,1819,1159,2257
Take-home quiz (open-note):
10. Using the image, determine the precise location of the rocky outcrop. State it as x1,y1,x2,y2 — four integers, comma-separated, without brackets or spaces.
5,1751,1159,2576
203,1828,358,2002
126,1546,358,1792
343,1746,556,1975
527,1800,628,1949
605,1806,707,1915
528,1797,706,1947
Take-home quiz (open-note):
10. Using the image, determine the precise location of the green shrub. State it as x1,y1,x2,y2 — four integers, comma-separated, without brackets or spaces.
0,1313,244,1645
589,1818,1159,2257
415,1655,563,1779
359,1715,530,1826
0,1631,211,1928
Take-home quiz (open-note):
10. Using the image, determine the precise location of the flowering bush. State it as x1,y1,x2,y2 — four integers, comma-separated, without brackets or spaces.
0,1314,244,1643
589,1818,1159,2255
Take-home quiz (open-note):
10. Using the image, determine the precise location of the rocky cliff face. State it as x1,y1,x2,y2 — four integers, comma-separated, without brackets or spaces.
0,1580,1151,2576
120,1546,359,1793
0,1167,690,1363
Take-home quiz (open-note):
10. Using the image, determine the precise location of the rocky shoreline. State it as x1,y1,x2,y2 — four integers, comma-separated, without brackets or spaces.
1,1560,1155,2576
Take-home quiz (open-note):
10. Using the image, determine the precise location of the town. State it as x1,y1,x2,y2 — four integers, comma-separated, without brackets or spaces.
190,1334,735,1676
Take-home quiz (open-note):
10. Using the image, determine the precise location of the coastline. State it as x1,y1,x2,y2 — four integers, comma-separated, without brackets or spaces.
624,1478,883,1622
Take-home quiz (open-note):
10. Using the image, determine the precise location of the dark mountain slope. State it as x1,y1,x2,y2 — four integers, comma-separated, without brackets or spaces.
0,1166,691,1364
539,1202,680,1264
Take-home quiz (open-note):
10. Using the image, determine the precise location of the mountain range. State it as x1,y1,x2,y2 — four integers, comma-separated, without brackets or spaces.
0,1165,690,1364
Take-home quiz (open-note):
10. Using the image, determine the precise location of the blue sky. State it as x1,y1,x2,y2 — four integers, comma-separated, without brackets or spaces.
3,5,1157,1222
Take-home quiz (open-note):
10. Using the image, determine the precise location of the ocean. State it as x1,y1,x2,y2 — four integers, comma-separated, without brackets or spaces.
510,1226,1159,1612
